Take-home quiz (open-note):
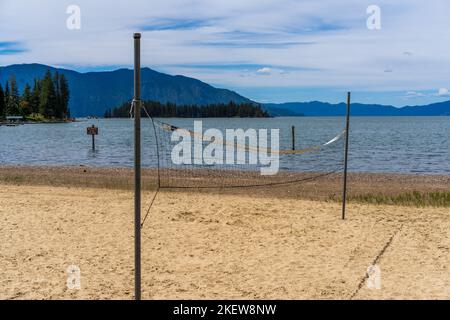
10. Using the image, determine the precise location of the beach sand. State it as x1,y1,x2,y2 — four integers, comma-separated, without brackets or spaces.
1,182,448,300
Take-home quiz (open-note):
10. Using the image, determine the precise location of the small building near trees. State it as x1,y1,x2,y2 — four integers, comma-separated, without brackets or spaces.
6,116,23,123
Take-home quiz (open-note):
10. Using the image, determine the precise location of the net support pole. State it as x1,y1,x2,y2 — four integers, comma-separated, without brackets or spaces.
341,92,351,220
291,126,295,150
133,32,142,300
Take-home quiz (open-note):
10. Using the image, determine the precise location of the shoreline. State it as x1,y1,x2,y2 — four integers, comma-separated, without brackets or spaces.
1,165,450,206
0,117,80,125
0,120,76,125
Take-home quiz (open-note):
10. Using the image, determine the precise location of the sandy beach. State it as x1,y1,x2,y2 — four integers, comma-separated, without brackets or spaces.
0,168,449,299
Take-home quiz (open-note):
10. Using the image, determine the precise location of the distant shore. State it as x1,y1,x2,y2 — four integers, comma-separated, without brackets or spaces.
0,119,77,126
1,165,449,206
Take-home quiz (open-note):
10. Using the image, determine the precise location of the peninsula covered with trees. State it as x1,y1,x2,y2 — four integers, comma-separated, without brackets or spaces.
104,101,269,118
0,70,70,122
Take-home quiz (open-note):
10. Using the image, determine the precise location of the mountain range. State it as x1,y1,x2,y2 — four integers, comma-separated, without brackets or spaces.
1,63,450,117
264,100,450,116
0,64,250,117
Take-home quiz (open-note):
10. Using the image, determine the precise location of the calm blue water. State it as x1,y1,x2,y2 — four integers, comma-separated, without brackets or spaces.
1,117,449,173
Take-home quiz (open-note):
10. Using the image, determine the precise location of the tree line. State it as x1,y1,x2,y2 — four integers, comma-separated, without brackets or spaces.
104,101,270,118
0,70,70,120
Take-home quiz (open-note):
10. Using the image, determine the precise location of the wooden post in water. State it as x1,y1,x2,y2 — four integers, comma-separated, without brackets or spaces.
133,32,142,301
342,92,351,220
291,126,295,150
86,125,98,150
92,129,95,150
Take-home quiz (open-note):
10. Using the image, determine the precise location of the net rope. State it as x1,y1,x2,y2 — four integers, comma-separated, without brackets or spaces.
154,119,346,155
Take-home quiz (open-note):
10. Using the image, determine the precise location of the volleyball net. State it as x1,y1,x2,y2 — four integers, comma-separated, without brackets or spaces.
137,102,347,190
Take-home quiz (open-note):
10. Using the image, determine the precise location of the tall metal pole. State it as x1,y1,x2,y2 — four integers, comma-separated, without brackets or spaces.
342,92,351,220
291,126,295,150
133,32,142,300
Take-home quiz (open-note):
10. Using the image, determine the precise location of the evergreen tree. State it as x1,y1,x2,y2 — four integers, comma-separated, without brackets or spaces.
5,76,20,116
22,83,31,102
0,83,5,119
19,84,32,116
29,79,41,114
4,81,9,108
53,72,62,118
58,74,70,119
103,109,112,118
39,70,57,118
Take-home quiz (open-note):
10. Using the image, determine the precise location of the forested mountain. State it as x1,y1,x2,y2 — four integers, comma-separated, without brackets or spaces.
0,64,251,117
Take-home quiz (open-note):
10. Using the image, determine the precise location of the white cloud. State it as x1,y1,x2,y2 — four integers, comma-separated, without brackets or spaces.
437,88,450,96
405,91,426,99
403,88,450,99
256,67,272,74
256,67,289,76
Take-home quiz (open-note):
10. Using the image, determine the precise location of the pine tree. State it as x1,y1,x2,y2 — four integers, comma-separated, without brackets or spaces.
39,70,57,118
58,74,70,119
22,83,31,102
5,76,20,116
4,82,9,108
0,83,5,119
29,79,41,114
19,83,32,116
53,72,61,118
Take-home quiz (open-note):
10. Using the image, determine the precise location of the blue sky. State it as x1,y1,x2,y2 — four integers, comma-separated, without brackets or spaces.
1,0,450,106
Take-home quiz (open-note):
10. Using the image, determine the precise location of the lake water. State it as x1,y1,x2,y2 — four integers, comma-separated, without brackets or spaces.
1,117,449,174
